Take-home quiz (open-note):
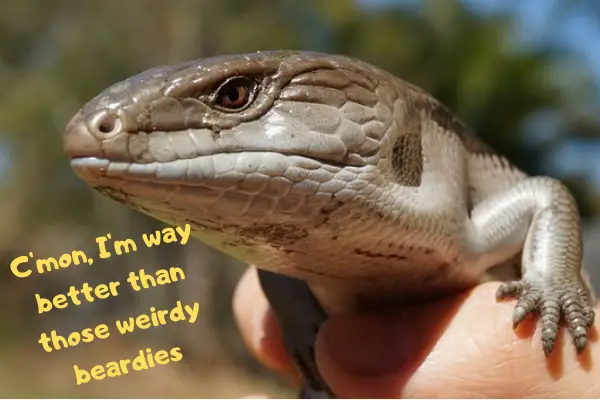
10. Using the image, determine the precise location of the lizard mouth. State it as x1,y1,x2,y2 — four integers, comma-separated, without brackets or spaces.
69,152,362,226
69,152,345,190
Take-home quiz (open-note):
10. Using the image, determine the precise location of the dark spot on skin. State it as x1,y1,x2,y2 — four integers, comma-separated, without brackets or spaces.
424,248,434,254
354,248,408,261
93,186,141,210
316,200,344,229
276,247,310,257
409,90,496,156
94,185,123,200
437,262,450,270
185,217,224,233
331,235,338,241
238,224,308,246
292,263,351,279
137,111,152,131
320,200,343,215
134,204,150,213
391,128,423,187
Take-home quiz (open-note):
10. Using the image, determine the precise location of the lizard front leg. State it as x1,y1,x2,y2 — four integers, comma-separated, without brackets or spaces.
466,176,596,355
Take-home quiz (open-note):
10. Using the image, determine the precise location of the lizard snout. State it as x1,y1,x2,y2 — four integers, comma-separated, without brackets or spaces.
63,110,104,160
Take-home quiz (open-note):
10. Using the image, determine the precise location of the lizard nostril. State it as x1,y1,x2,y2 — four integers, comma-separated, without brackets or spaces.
97,113,121,135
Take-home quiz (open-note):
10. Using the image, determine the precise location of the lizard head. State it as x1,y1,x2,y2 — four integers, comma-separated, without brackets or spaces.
63,51,410,258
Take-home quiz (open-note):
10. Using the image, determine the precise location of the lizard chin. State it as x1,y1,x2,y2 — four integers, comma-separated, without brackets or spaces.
68,153,390,282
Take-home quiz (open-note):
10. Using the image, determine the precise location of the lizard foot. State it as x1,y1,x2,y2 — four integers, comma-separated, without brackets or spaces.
496,280,595,356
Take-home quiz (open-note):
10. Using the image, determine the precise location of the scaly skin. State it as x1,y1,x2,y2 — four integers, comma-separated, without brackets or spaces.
63,51,596,398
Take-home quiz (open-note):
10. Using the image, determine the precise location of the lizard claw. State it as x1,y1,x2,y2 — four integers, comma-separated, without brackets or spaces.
497,280,595,355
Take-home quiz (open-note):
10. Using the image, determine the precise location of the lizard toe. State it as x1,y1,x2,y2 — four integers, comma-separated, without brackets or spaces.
577,288,595,327
560,289,592,353
510,284,541,328
539,294,561,355
496,280,528,300
497,276,595,356
584,307,595,327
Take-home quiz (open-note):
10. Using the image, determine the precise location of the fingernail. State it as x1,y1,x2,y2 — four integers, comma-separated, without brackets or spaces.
321,312,419,376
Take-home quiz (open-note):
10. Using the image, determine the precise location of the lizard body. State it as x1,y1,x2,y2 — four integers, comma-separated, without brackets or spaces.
63,51,596,398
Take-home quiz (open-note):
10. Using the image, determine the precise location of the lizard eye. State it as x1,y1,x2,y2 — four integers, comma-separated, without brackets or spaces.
214,77,255,111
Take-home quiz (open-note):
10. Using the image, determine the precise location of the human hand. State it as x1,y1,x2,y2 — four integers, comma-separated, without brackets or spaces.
233,267,600,398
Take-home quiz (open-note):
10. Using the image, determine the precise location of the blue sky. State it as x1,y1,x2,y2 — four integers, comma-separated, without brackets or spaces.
360,0,600,91
464,0,600,189
462,0,600,81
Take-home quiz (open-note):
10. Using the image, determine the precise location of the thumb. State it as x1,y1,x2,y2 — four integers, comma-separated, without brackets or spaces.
314,295,457,398
314,283,600,398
